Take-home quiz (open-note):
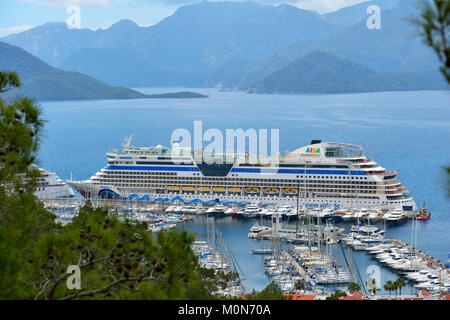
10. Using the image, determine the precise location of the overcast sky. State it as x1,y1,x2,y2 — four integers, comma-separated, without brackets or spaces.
0,0,370,37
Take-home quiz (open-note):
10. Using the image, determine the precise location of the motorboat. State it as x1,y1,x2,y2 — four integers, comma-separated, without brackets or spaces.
353,208,369,220
368,209,383,222
277,205,293,218
240,205,260,219
318,208,335,220
341,210,355,222
383,208,407,223
205,204,226,217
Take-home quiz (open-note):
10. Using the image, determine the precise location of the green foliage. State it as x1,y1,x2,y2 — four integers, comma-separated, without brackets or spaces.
383,277,406,297
0,71,221,300
294,280,305,291
0,72,20,93
326,290,347,300
146,92,209,99
383,280,395,295
0,71,54,299
413,0,450,83
27,202,220,300
348,282,361,293
393,277,406,296
245,283,291,300
1,198,220,300
0,191,57,299
446,166,450,197
0,86,43,191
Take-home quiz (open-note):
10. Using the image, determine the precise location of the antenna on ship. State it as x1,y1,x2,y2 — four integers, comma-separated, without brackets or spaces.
123,135,133,148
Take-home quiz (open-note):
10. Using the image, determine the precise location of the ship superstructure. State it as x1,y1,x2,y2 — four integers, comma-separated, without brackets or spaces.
68,137,416,210
34,168,75,199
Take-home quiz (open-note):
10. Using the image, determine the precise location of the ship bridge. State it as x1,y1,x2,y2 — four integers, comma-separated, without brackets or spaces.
285,142,363,160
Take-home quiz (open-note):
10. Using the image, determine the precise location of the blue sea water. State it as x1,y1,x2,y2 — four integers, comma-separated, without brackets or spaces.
37,88,450,293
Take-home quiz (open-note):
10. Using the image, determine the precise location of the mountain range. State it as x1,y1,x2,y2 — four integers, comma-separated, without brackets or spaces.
251,51,447,94
222,0,447,91
0,1,345,88
0,42,149,101
0,0,447,96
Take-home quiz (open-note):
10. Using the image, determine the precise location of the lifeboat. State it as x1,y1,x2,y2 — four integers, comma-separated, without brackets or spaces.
212,187,226,192
245,187,260,194
228,187,241,192
282,188,298,194
197,187,210,192
263,187,279,194
167,186,180,190
182,186,195,191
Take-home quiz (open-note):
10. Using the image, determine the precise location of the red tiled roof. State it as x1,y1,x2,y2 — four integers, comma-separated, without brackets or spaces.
352,291,365,300
421,289,432,297
297,295,316,300
285,294,316,300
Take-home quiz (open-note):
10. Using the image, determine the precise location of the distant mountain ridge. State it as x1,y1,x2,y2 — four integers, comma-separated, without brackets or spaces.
0,1,343,87
220,0,445,91
251,51,448,94
0,0,446,94
0,42,149,101
1,19,148,66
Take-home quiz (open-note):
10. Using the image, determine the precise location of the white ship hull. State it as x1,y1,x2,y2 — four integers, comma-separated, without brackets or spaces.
34,168,75,199
67,181,415,211
67,138,417,212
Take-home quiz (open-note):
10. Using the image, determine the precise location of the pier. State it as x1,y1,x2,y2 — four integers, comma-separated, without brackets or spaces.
384,238,449,272
280,250,309,282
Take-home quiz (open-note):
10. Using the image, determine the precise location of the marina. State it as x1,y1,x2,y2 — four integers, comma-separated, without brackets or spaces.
41,197,449,297
35,88,450,297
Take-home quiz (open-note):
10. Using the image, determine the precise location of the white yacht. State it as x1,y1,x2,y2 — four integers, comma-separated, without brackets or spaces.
341,210,355,222
205,204,226,217
318,207,335,219
224,206,236,216
353,208,369,220
241,205,260,219
368,208,383,222
383,208,407,223
277,205,293,217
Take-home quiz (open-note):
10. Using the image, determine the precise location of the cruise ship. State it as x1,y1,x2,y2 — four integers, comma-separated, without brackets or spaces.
67,137,416,211
34,168,75,199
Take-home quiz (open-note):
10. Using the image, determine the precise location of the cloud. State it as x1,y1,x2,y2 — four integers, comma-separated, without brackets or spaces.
16,0,371,13
18,0,110,7
145,0,285,5
0,25,34,37
142,0,369,13
293,0,370,13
